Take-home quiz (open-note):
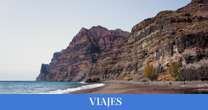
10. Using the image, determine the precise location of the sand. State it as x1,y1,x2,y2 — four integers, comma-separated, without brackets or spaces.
72,81,208,94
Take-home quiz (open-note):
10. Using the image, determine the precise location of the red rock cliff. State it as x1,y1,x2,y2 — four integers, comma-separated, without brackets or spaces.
37,0,208,82
37,26,129,81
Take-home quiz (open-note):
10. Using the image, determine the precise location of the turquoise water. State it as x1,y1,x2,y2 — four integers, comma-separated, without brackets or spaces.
0,81,84,94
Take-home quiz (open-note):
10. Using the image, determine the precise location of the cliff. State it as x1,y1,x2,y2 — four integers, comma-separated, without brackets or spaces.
37,0,208,82
37,26,129,81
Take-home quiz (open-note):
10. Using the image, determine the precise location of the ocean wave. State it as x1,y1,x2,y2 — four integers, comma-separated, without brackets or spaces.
47,83,105,94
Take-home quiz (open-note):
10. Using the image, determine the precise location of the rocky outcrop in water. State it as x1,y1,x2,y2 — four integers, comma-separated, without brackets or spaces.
37,0,208,82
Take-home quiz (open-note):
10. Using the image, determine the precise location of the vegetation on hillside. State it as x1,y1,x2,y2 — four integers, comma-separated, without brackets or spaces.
144,63,157,80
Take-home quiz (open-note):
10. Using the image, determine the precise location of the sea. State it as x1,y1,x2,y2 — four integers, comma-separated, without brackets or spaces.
0,81,104,94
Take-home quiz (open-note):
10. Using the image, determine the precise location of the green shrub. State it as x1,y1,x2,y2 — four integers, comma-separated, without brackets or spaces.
144,63,157,80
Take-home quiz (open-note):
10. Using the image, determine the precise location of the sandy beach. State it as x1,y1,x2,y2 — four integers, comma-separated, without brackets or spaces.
72,81,208,94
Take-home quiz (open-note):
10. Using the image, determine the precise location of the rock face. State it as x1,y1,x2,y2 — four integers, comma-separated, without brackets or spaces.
37,0,208,82
37,26,129,81
192,0,208,4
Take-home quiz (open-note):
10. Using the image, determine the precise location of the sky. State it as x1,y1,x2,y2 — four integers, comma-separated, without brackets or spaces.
0,0,191,81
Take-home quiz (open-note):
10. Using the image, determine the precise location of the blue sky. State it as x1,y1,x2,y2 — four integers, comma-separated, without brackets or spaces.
0,0,191,80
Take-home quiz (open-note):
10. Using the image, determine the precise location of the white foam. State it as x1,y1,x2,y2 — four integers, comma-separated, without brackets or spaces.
80,81,87,84
46,83,105,94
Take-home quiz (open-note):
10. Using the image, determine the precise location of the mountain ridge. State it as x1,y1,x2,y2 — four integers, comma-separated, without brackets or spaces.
37,0,208,82
37,26,129,81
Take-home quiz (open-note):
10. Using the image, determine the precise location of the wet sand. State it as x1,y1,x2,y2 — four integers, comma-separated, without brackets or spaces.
72,81,208,94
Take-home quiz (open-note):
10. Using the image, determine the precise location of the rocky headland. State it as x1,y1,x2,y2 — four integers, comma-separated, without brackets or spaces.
37,0,208,83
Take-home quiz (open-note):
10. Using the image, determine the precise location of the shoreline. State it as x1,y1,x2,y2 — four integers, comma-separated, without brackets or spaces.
48,83,105,94
71,81,208,94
